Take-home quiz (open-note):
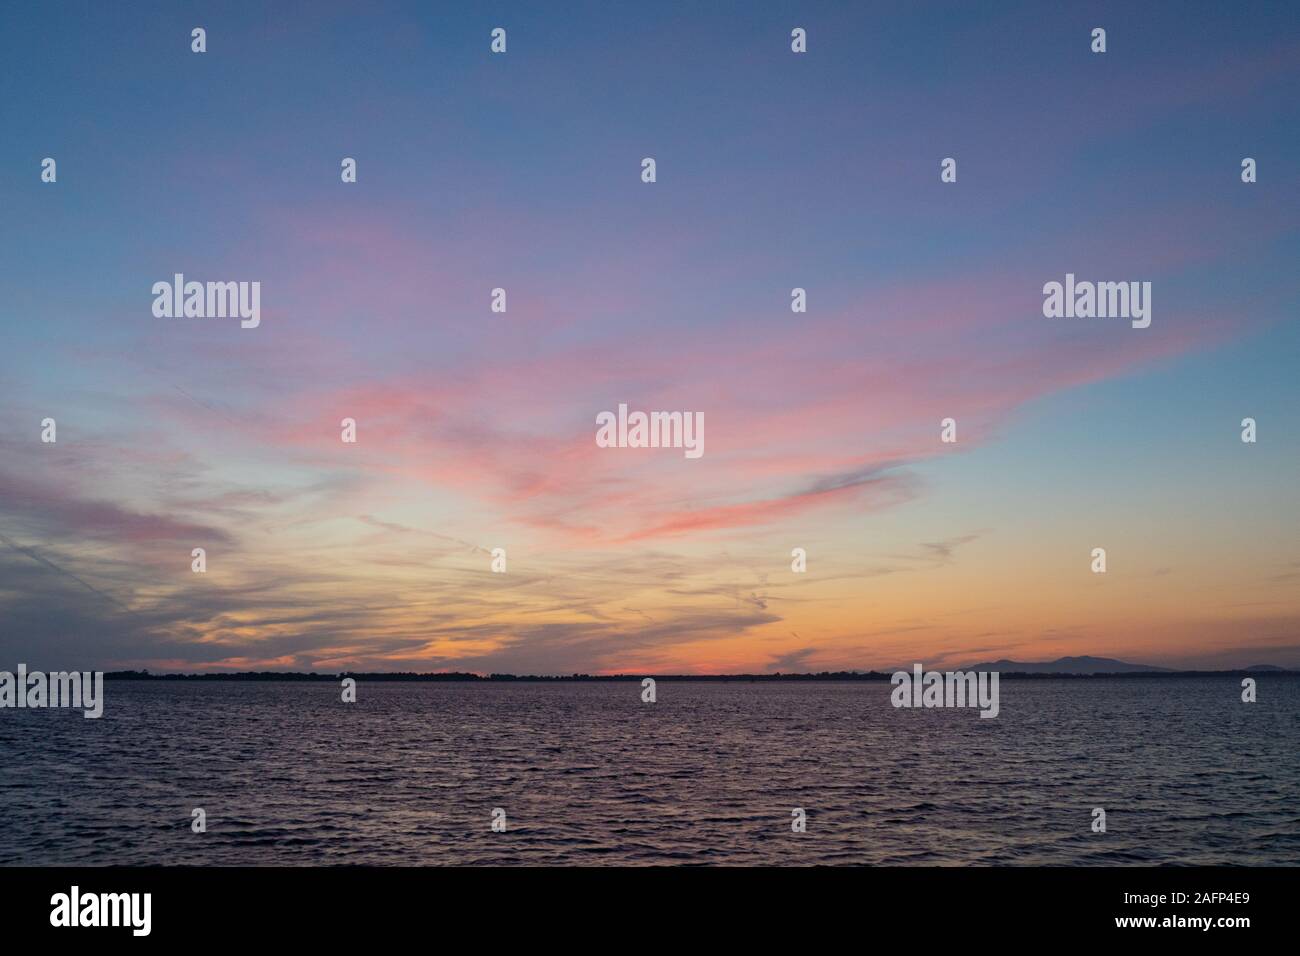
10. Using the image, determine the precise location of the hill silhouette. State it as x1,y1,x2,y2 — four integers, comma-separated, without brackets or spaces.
958,655,1170,674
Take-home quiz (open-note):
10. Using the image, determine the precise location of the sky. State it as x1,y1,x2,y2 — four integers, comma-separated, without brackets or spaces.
1,1,1297,674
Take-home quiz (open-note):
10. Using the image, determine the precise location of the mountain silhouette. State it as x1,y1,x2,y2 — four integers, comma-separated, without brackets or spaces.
959,655,1170,674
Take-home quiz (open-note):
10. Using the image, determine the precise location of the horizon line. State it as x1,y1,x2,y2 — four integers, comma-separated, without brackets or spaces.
89,668,1298,681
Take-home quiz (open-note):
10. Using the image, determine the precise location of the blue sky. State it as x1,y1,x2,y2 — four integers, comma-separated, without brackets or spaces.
0,1,1296,672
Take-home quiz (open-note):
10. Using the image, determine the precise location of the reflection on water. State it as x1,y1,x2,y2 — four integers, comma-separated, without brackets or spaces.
1,677,1296,865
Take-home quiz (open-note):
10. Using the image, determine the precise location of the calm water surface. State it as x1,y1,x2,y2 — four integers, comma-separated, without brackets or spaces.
1,678,1296,865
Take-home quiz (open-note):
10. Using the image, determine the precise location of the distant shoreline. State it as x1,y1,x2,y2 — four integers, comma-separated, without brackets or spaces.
97,669,1297,682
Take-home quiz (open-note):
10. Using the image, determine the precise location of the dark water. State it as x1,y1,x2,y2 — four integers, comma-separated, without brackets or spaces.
1,677,1296,866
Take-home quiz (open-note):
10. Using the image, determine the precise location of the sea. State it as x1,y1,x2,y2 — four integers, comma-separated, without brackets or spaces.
1,677,1296,865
